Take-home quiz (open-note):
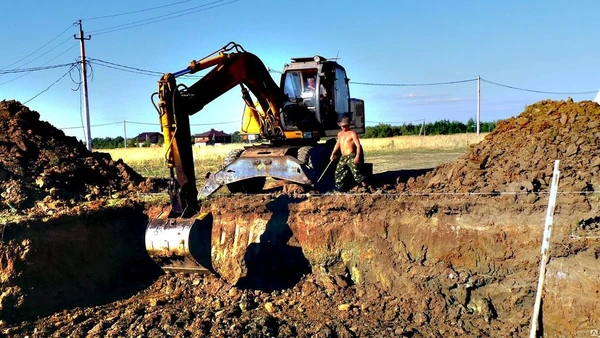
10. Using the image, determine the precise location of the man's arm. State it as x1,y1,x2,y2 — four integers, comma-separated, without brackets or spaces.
330,134,341,161
352,132,362,164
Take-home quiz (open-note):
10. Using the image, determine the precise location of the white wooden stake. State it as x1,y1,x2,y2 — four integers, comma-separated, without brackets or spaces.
123,120,127,149
529,160,561,338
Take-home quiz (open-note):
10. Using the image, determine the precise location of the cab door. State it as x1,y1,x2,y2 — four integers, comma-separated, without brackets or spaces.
331,66,364,135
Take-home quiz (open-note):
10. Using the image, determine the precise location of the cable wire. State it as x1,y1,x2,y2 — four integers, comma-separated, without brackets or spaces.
88,58,202,78
24,65,77,104
61,121,123,130
82,0,196,21
350,78,477,86
89,58,162,75
1,23,76,70
9,37,74,71
89,0,238,36
191,121,237,126
480,78,596,95
0,62,77,75
366,119,425,124
89,60,162,77
62,120,240,130
126,120,238,126
0,42,79,87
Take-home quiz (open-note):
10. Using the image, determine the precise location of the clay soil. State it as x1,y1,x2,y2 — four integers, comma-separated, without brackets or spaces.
1,99,599,337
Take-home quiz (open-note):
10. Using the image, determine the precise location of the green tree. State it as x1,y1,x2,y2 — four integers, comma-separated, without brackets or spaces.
231,131,242,143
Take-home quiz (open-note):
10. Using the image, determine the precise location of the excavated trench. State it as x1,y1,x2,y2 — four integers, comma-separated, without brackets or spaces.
2,193,598,337
0,204,162,322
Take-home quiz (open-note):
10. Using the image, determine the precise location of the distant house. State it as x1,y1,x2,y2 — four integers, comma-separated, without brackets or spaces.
193,129,232,146
134,132,164,146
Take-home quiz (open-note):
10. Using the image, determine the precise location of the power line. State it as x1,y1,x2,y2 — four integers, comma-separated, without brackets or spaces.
0,62,78,75
0,43,79,87
1,23,76,70
82,0,196,21
88,58,203,78
60,120,239,130
192,121,238,126
126,120,238,126
89,0,239,36
61,121,124,130
480,78,597,95
89,59,162,76
350,79,478,86
366,119,425,124
125,121,158,126
24,65,77,104
8,37,74,72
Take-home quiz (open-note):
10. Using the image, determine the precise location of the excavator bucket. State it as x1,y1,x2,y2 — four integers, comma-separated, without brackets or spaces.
145,212,215,273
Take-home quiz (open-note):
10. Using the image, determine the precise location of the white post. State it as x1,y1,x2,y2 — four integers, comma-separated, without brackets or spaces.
529,160,561,338
476,75,481,136
75,20,92,150
123,120,127,149
419,119,425,136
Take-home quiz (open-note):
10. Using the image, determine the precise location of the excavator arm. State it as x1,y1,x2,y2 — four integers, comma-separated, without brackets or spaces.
146,42,292,273
154,42,288,218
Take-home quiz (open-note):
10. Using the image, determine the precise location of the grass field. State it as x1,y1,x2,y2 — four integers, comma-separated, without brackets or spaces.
100,133,486,185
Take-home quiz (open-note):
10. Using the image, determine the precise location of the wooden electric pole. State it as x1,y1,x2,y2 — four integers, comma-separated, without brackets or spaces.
74,20,92,150
476,75,481,136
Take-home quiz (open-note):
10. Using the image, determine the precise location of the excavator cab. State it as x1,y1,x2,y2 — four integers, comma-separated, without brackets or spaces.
281,56,356,135
241,56,365,142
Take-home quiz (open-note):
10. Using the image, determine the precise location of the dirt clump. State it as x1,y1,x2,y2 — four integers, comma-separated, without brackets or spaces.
0,100,152,212
403,99,600,195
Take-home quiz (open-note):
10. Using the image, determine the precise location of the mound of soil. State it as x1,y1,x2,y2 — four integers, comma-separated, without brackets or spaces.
403,99,600,194
0,100,151,211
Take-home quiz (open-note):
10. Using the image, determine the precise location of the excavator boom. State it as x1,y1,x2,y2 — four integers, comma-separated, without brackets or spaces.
145,42,299,273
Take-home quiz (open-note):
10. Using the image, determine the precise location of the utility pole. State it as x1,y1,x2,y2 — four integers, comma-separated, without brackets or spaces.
476,75,481,136
74,20,92,151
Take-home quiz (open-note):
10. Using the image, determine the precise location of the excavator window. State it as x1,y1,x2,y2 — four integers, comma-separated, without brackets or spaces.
333,67,351,124
282,71,303,101
283,70,319,111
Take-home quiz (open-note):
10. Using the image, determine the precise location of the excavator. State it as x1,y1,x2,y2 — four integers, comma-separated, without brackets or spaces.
144,42,367,273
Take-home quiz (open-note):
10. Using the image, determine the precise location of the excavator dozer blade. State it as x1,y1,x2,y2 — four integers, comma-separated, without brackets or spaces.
145,213,215,274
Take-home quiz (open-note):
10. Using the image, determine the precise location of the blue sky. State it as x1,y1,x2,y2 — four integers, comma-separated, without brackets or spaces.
1,0,599,140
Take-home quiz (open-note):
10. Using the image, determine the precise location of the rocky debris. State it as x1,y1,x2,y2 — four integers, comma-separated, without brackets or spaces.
402,99,600,195
0,271,514,338
0,100,153,211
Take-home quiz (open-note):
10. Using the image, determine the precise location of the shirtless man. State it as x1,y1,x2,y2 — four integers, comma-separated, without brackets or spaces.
330,116,367,191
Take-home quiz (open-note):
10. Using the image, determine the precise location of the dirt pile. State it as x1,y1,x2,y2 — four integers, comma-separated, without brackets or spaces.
403,99,600,194
0,270,501,338
0,100,150,211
